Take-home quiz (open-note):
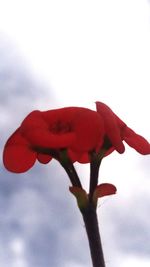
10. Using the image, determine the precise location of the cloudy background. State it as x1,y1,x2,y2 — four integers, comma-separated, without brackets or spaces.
0,0,150,266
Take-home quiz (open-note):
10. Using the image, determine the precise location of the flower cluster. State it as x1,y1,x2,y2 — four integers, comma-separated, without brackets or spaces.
3,102,150,173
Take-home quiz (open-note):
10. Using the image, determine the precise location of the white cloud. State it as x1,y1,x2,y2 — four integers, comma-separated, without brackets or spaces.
63,262,86,267
119,255,150,267
0,0,150,108
9,238,25,256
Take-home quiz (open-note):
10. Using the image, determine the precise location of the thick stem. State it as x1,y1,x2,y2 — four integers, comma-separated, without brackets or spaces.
61,160,82,188
60,150,105,266
81,204,105,267
89,152,102,203
59,150,82,188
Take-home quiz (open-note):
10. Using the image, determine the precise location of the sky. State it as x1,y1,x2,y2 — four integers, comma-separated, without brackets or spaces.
0,0,150,267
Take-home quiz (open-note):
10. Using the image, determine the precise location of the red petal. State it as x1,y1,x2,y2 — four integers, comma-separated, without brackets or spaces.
5,128,29,146
42,107,78,124
23,128,76,148
37,154,52,164
3,129,36,173
104,147,115,157
3,145,36,173
96,102,125,153
21,108,76,149
21,110,48,131
3,133,36,173
77,152,90,163
68,149,90,163
70,108,104,152
123,127,150,155
94,183,117,198
22,107,104,153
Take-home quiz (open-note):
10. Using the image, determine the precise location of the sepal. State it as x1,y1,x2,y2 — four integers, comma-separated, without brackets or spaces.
69,186,88,209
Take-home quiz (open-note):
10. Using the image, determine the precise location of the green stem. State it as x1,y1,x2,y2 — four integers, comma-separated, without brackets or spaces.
61,160,82,188
59,150,82,188
81,204,105,267
89,152,102,203
59,150,105,266
80,151,105,267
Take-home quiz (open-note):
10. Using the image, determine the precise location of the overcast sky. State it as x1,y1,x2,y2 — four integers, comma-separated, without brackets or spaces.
0,1,150,267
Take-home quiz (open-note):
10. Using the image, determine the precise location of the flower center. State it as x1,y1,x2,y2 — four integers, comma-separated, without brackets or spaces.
50,120,72,134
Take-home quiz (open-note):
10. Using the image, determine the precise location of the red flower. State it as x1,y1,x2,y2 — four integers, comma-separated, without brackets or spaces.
96,101,150,155
3,103,150,174
3,107,105,173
